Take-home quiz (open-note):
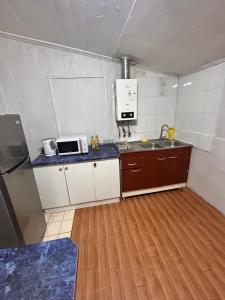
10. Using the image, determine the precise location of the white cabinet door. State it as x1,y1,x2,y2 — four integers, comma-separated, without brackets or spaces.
93,159,120,201
34,166,70,209
65,162,96,204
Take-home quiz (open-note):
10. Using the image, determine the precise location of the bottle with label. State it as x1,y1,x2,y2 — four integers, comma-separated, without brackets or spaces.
91,136,95,149
95,135,100,150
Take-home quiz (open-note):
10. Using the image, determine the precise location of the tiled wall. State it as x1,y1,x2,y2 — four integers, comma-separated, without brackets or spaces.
130,69,177,141
175,63,225,151
0,36,177,159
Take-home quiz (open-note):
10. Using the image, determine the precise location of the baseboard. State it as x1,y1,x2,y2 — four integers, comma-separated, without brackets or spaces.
44,197,120,213
122,183,186,198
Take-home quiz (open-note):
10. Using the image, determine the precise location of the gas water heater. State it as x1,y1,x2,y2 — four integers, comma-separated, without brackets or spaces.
116,78,137,121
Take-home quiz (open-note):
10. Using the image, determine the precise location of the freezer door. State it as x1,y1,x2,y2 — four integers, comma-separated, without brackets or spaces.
0,114,29,174
2,157,46,245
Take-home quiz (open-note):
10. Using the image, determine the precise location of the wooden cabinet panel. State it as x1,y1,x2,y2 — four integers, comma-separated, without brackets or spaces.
34,166,70,209
121,147,192,192
166,150,190,185
121,156,142,170
122,167,146,192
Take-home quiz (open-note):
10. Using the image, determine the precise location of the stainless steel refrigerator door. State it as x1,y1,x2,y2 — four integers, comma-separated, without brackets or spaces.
2,157,46,245
0,189,21,248
0,114,29,174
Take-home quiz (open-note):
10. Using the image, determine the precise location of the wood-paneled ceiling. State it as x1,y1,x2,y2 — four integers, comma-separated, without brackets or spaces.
1,0,225,74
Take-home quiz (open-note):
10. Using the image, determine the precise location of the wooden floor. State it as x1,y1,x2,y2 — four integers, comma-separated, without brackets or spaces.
71,188,225,300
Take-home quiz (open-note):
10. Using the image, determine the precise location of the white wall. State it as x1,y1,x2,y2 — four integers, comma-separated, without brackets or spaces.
175,63,225,151
0,36,177,159
134,69,177,141
183,62,225,214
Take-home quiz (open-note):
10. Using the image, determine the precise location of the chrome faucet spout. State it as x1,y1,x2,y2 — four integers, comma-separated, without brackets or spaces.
160,124,169,139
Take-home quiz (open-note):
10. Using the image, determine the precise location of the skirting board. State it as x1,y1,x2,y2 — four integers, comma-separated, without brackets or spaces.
45,197,120,214
122,183,186,198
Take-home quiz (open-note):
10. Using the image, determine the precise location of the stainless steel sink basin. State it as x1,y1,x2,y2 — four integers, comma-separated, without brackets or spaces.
158,140,184,148
139,142,163,149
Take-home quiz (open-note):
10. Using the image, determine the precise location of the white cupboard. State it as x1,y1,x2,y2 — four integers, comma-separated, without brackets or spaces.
65,162,96,204
34,165,70,209
93,159,120,201
34,159,120,209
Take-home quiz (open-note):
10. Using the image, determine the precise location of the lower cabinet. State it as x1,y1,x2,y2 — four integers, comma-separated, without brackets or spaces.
65,162,96,205
93,159,120,201
121,147,192,192
34,159,120,209
34,165,70,209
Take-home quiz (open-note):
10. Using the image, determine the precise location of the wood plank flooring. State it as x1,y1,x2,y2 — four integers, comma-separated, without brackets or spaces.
71,188,225,300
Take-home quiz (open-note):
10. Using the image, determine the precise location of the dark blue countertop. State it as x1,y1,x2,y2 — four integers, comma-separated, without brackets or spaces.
32,144,119,167
0,238,78,300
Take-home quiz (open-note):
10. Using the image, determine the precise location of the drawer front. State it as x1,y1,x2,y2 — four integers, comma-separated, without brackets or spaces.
121,156,142,170
122,167,146,192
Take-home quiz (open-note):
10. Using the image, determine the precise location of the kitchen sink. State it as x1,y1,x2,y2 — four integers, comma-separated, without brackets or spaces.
139,142,163,149
158,140,184,148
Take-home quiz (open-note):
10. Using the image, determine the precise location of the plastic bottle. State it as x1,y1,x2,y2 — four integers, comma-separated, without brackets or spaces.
95,135,100,150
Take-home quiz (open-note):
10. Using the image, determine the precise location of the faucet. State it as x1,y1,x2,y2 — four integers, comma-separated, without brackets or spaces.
160,124,169,139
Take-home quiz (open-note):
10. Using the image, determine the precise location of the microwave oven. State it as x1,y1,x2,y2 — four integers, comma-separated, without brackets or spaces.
56,136,89,155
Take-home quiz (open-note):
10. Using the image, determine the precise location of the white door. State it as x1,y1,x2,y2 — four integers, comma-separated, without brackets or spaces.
65,162,96,204
50,76,110,139
34,166,70,209
93,159,120,201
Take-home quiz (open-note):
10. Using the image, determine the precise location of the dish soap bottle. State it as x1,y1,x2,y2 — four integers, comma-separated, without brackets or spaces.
95,135,100,150
168,127,175,140
91,136,95,149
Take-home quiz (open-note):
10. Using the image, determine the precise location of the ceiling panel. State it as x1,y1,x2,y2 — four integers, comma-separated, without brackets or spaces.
117,0,225,74
0,0,225,74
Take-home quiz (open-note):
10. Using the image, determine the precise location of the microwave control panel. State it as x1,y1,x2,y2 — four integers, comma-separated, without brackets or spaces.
116,79,137,121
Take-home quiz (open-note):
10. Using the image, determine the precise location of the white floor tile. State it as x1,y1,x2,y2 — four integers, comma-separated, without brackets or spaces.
63,210,75,221
60,219,73,233
58,232,71,239
48,212,64,223
44,214,51,223
47,221,62,236
43,235,58,241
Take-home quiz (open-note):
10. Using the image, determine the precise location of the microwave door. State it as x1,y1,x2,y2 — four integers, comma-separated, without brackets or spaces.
57,140,81,155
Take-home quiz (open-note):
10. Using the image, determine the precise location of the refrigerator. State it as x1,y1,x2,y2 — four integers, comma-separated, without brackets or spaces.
0,114,46,249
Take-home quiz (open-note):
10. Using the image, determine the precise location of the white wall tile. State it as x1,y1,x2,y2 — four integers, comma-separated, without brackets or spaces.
192,92,206,113
198,135,214,152
176,63,225,152
205,88,223,114
191,114,203,133
155,114,166,130
208,63,225,89
137,96,146,115
165,114,175,126
137,76,146,97
146,115,155,131
134,115,146,132
155,97,167,114
202,114,217,135
146,97,156,115
166,97,177,114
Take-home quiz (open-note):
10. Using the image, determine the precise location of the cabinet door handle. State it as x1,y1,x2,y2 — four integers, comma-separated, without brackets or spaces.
64,166,68,170
128,163,138,166
131,169,141,173
59,167,63,171
168,156,178,159
93,163,97,168
157,157,167,161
